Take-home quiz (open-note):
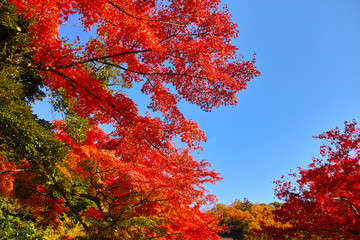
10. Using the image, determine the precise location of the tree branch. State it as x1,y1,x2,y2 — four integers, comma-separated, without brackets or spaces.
52,181,89,231
0,169,26,174
106,0,182,26
51,48,151,70
333,197,360,219
50,69,170,158
97,59,208,80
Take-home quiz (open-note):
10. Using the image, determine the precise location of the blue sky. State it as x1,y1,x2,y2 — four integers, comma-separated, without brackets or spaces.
34,0,360,205
189,0,360,204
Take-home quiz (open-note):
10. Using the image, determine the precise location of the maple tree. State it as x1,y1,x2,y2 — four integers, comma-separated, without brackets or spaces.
267,121,360,239
0,0,259,239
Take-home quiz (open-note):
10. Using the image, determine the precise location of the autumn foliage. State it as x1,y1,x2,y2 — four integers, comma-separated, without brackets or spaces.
267,121,360,239
0,0,259,239
208,199,289,240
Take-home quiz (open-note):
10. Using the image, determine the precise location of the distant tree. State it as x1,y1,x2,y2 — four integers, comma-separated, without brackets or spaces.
268,121,360,239
232,198,253,212
208,199,286,240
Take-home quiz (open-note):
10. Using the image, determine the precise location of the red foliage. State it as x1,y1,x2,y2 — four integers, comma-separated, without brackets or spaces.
54,120,222,238
6,0,259,238
269,121,360,239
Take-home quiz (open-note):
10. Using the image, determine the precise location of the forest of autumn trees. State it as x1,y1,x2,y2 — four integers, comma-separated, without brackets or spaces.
0,0,260,239
1,0,360,239
207,199,289,240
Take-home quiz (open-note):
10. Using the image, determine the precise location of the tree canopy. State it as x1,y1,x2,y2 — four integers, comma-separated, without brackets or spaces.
0,0,259,239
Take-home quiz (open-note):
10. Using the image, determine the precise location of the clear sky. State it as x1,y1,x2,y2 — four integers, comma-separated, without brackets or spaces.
186,0,360,204
34,0,360,205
